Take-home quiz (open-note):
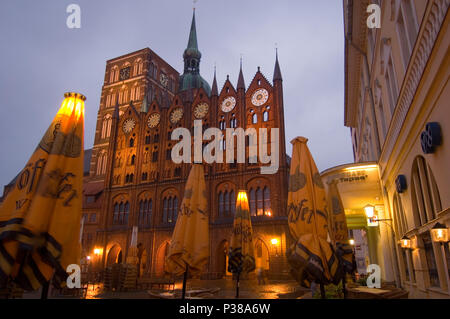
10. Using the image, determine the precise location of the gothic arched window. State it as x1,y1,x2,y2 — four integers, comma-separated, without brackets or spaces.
411,156,441,226
263,186,271,215
252,113,258,124
249,188,256,216
256,187,263,216
218,192,224,217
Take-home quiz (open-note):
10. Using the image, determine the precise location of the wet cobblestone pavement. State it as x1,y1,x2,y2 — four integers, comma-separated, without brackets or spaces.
22,278,309,299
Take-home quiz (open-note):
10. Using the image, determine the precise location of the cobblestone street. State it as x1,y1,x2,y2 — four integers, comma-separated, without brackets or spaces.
22,278,309,299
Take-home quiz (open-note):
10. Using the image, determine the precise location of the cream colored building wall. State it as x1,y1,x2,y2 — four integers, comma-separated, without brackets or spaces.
344,0,450,298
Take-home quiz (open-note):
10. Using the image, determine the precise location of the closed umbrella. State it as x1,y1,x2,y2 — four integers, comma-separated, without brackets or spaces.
327,179,355,297
166,164,209,299
126,226,139,265
228,190,255,298
286,137,342,297
0,92,85,293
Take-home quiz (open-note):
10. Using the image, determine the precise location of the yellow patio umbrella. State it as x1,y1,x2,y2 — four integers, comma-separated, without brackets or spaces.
0,92,85,292
166,164,209,298
286,137,342,294
228,190,255,298
327,179,354,273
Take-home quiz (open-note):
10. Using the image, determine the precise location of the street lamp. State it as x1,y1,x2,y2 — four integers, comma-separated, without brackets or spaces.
364,204,375,219
431,223,449,244
431,222,450,293
271,238,279,256
399,236,411,249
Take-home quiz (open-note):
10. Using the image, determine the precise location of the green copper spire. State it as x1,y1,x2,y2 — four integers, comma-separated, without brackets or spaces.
187,10,198,51
179,9,211,95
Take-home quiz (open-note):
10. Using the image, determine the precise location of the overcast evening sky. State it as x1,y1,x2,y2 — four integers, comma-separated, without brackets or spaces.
0,0,353,187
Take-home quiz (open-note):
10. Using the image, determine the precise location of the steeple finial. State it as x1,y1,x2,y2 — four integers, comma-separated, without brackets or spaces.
237,55,245,90
273,47,282,81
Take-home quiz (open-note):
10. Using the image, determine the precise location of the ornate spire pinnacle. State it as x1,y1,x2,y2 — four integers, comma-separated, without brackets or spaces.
211,65,218,96
273,48,282,81
237,56,245,90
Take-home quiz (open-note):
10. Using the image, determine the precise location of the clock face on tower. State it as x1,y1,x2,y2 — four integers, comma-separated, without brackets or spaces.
119,67,131,81
122,118,136,133
221,96,236,113
251,89,269,106
170,108,184,124
147,113,160,128
194,103,209,119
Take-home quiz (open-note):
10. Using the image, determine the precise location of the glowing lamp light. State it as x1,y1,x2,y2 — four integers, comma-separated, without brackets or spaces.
86,255,91,260
399,236,411,249
94,248,102,255
271,238,279,246
364,204,375,219
349,239,355,246
431,223,449,243
237,190,248,202
58,92,86,121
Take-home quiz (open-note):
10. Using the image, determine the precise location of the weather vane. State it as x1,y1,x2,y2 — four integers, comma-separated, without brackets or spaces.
193,0,198,10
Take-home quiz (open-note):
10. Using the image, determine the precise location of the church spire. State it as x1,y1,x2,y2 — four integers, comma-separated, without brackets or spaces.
179,9,211,95
273,49,282,81
211,66,218,96
237,57,245,90
183,9,201,74
187,9,198,51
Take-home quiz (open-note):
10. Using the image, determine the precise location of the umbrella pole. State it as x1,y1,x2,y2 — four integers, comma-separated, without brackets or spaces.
41,281,50,300
342,276,347,299
181,264,188,300
319,283,326,299
235,273,240,299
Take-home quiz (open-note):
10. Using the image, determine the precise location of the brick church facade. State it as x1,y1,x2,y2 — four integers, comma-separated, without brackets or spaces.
81,11,291,279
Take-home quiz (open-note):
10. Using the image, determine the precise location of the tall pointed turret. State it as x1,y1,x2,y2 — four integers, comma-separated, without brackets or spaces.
273,49,282,82
179,10,211,95
237,58,245,90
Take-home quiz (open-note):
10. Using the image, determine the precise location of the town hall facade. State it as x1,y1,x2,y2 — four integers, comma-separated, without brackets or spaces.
81,11,291,279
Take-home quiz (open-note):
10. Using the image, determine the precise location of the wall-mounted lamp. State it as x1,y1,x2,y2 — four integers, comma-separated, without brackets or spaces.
364,204,375,219
431,223,448,244
399,236,411,249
